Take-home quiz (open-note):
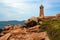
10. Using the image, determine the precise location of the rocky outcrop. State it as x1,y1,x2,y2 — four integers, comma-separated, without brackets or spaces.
24,16,40,27
27,25,40,32
0,17,50,40
3,32,49,40
3,24,12,30
24,16,38,24
0,24,50,40
0,33,11,40
13,24,23,29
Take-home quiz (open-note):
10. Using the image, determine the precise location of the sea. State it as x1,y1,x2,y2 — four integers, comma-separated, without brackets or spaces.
0,21,25,29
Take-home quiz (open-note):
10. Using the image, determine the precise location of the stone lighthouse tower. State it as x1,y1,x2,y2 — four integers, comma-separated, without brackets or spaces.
40,5,44,18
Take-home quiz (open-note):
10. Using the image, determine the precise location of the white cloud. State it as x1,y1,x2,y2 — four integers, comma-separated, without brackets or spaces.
0,0,35,8
0,0,35,13
0,0,35,21
1,0,25,8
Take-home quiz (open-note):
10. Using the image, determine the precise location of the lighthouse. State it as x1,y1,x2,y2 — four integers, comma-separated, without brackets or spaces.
40,5,44,18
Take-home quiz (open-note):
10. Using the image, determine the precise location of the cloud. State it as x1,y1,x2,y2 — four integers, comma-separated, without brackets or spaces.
0,0,37,8
0,0,36,21
0,0,60,21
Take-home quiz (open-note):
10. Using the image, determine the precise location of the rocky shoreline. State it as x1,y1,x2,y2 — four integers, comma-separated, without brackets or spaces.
0,17,50,40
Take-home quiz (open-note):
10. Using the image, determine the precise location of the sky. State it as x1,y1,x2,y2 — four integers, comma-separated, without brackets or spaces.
0,0,60,21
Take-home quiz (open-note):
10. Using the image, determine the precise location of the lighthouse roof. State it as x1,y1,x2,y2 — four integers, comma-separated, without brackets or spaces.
40,4,44,8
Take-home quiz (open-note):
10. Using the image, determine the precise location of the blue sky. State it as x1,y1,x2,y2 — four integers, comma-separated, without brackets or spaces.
0,0,60,21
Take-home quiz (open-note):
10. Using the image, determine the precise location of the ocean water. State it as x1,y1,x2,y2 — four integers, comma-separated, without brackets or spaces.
0,21,25,29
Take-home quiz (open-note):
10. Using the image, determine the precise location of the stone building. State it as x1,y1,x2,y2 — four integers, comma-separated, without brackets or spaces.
39,5,60,19
56,13,60,18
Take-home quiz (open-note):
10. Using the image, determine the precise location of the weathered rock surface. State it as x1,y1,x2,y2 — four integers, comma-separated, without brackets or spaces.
3,24,12,30
13,24,23,29
0,33,11,40
24,16,39,27
25,16,38,24
0,24,50,40
27,25,40,32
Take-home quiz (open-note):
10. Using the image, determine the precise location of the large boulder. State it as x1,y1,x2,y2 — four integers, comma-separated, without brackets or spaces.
0,33,12,40
3,24,12,30
1,24,12,34
24,16,39,27
25,16,38,24
10,29,25,34
27,25,40,32
13,24,23,29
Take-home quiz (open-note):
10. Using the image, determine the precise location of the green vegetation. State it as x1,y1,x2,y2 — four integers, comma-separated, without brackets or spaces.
40,19,60,40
